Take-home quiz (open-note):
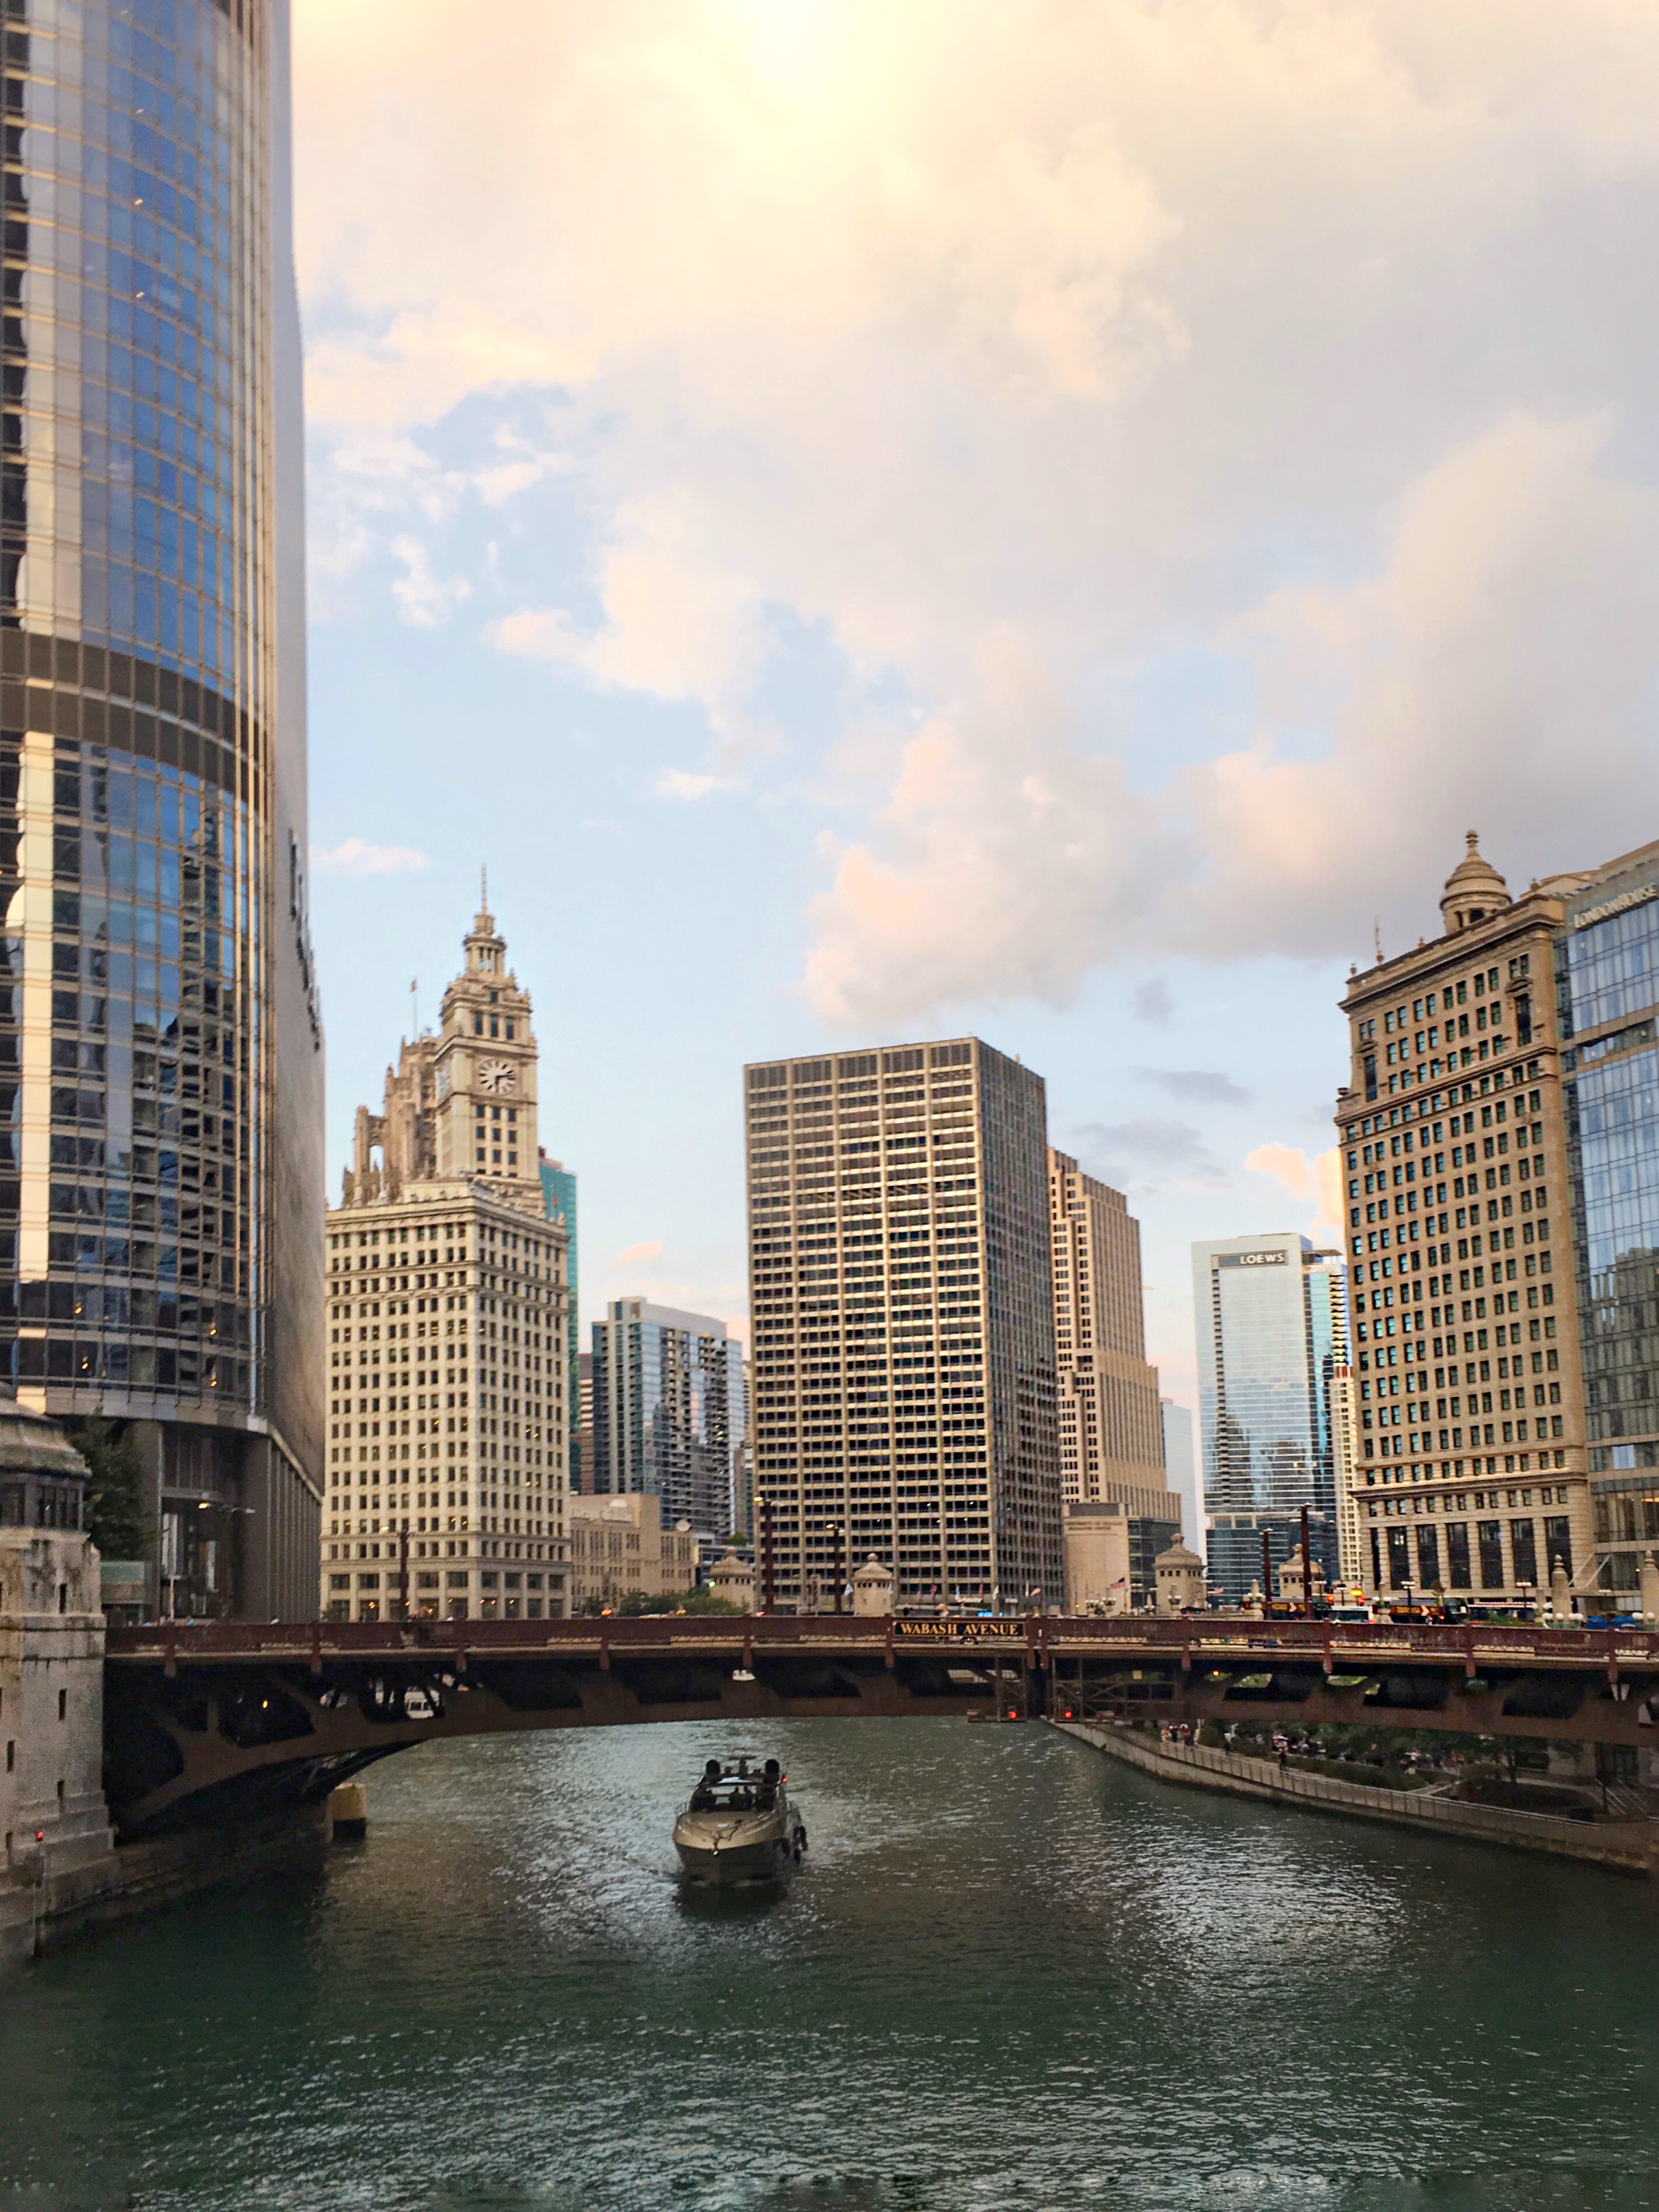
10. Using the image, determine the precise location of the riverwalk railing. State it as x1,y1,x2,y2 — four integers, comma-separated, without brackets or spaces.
1056,1721,1659,1874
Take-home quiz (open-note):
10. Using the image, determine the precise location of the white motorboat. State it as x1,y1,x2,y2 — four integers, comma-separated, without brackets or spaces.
672,1756,807,1886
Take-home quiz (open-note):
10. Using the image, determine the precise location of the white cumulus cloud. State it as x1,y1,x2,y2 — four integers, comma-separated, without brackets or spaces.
311,838,431,878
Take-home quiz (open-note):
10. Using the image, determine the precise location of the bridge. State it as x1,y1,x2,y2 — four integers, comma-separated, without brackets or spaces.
100,1614,1659,1838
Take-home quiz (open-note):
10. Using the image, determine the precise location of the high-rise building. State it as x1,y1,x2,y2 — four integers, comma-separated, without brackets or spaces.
589,1298,743,1547
745,1038,1061,1611
573,1347,593,1495
1555,840,1659,1599
0,1,323,1617
1160,1399,1201,1564
1334,835,1590,1601
537,1149,580,1479
1048,1149,1167,1501
319,900,568,1622
1192,1233,1347,1604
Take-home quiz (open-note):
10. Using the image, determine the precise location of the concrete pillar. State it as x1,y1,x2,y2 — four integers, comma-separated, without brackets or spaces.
1550,1559,1573,1622
0,1528,116,1958
1640,1553,1659,1628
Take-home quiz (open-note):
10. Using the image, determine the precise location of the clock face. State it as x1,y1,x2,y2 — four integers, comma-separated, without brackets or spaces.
477,1058,517,1096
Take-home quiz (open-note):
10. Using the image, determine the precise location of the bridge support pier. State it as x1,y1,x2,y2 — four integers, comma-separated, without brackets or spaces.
1,1529,119,1964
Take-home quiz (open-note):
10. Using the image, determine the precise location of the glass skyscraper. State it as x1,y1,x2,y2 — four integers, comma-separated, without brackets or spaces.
590,1297,745,1547
0,1,321,1614
1560,842,1659,1592
1192,1234,1346,1603
537,1150,579,1480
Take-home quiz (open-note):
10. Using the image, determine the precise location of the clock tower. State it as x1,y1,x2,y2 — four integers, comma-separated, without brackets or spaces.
432,880,541,1207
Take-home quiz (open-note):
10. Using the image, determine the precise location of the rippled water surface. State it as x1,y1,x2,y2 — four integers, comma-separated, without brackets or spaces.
2,1718,1658,2211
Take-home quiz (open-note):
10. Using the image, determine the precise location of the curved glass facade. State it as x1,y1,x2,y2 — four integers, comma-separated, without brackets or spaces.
1192,1234,1345,1603
0,0,322,1612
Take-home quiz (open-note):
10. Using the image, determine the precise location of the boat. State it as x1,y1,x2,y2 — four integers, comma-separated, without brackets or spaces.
672,1756,807,1885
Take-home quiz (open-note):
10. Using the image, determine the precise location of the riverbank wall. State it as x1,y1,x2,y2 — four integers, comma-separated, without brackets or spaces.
1054,1720,1659,1875
1,1809,330,1966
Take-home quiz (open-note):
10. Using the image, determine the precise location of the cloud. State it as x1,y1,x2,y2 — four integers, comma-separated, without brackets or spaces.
1137,1067,1251,1107
294,5,1659,1020
311,838,431,877
654,769,735,801
1072,1115,1223,1192
607,1239,665,1274
1247,1143,1343,1241
1133,978,1172,1026
390,535,473,628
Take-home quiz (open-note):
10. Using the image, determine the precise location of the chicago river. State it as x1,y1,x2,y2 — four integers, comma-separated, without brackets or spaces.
1,1720,1654,2210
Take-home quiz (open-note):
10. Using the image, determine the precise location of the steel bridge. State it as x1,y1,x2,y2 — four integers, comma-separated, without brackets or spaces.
101,1614,1659,1838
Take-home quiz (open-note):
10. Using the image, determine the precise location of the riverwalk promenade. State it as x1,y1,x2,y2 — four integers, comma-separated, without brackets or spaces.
1052,1719,1659,1874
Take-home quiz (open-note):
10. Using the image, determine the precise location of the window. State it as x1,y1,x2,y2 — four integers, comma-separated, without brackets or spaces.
1478,1519,1505,1588
1445,1521,1471,1588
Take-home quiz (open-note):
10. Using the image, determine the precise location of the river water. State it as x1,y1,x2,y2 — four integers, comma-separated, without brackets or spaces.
1,1717,1656,2211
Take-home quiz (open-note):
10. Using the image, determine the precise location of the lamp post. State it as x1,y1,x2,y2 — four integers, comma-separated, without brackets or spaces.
822,1521,845,1615
756,1492,776,1615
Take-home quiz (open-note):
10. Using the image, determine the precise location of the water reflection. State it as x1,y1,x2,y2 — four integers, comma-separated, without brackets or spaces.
0,1718,1657,2212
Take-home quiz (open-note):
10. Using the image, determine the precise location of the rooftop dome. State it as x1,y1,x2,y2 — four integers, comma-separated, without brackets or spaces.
1440,832,1510,934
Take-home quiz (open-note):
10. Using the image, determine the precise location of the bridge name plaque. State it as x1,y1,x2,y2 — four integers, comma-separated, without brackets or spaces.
893,1619,1027,1641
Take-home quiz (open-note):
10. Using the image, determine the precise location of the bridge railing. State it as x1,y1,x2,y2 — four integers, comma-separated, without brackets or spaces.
103,1614,1659,1668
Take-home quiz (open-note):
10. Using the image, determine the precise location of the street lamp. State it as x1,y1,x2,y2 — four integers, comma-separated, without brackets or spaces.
755,1492,776,1615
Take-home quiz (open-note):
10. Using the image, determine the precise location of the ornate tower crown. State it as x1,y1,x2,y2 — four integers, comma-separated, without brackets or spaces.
1440,830,1510,935
429,877,541,1203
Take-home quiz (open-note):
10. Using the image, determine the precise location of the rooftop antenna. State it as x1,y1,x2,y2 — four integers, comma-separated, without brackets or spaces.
1374,919,1383,964
410,977,418,1037
480,863,488,915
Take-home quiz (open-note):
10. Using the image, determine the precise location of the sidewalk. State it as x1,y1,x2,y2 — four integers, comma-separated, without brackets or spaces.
1053,1720,1658,1875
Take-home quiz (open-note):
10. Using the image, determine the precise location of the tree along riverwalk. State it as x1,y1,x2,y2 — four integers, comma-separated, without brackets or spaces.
1052,1720,1659,1875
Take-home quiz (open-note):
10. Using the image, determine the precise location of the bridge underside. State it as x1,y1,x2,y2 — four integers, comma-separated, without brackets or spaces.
103,1639,1659,1839
103,1649,1035,1837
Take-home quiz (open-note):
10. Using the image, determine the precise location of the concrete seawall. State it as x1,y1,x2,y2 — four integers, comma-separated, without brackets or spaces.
2,1811,330,1966
1054,1721,1658,1875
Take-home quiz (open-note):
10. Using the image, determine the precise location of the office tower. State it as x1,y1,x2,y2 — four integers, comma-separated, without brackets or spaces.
1192,1233,1346,1604
537,1149,580,1478
1160,1399,1201,1565
0,1,322,1617
732,1355,754,1539
1556,839,1659,1598
319,900,568,1622
1048,1149,1167,1498
1336,834,1590,1601
745,1038,1061,1611
589,1298,744,1547
573,1348,593,1495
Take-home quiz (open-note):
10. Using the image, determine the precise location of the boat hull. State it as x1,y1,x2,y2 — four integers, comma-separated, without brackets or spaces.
672,1804,802,1886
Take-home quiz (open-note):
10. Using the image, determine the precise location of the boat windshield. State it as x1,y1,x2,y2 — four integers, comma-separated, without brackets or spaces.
688,1781,779,1813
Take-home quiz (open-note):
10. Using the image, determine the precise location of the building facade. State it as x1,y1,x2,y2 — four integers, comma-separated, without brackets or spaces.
1048,1148,1167,1505
589,1298,744,1547
537,1149,580,1484
566,1490,698,1614
1556,841,1659,1598
319,901,568,1622
1160,1398,1201,1564
1061,1491,1182,1611
1334,836,1590,1601
745,1038,1061,1611
1192,1234,1346,1604
0,0,324,1618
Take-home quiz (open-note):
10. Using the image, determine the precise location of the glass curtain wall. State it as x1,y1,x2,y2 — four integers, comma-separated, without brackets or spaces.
1562,872,1659,1591
1193,1235,1345,1602
0,0,321,1614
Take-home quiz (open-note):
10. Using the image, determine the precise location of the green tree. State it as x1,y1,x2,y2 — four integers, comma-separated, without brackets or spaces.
617,1585,742,1617
70,1416,149,1561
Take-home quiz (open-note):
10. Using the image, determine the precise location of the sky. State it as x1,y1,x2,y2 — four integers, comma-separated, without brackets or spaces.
291,0,1659,1416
